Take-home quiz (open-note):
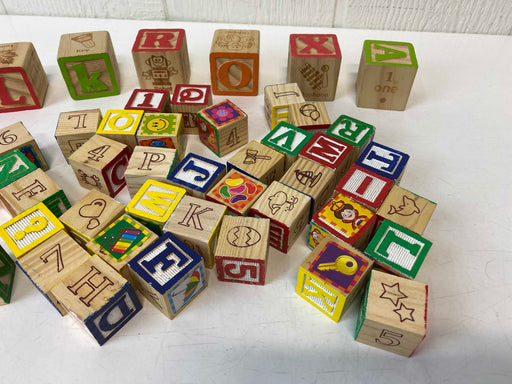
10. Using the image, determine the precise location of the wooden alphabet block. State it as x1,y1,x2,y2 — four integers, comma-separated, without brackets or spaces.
0,121,49,170
249,181,311,253
57,31,120,100
287,34,341,101
260,122,314,170
355,141,409,183
214,216,269,285
167,152,225,199
326,115,375,160
355,270,428,356
296,234,373,321
197,99,248,157
50,255,142,346
55,109,102,162
125,146,178,197
128,232,206,319
0,202,65,258
0,42,48,112
288,102,331,131
136,113,185,159
356,40,418,111
132,29,190,92
125,89,170,112
0,168,71,217
264,83,305,129
59,189,125,246
227,140,285,185
96,109,144,150
0,245,16,305
0,149,37,189
209,29,260,96
170,84,212,134
206,170,266,216
164,195,227,269
68,135,131,197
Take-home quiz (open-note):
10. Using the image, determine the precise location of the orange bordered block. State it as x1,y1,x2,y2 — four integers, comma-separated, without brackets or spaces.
296,234,373,322
125,89,170,112
97,109,144,150
0,245,16,305
171,84,212,134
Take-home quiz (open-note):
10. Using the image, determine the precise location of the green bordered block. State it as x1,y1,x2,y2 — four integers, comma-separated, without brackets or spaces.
0,149,37,189
0,245,16,305
326,115,375,158
136,113,184,159
43,190,72,218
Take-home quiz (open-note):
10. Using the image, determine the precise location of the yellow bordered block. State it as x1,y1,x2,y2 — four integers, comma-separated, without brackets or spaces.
136,113,185,160
0,202,64,258
96,109,144,150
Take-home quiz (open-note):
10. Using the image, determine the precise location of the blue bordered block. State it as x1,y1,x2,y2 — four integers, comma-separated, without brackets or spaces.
128,232,207,319
355,141,409,183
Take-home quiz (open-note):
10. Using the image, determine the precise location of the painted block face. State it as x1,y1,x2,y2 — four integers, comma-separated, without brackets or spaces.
0,121,49,170
326,115,375,158
136,113,184,159
125,89,170,112
355,141,409,182
264,83,305,129
97,109,144,150
0,245,16,305
288,102,331,131
355,269,428,357
0,149,37,189
365,220,432,279
170,84,212,134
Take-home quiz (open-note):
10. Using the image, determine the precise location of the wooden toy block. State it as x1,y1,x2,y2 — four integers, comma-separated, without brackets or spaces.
206,170,266,216
309,192,376,251
279,157,336,217
0,168,71,217
96,109,144,150
355,269,428,356
0,202,64,258
0,121,49,170
59,189,125,246
125,89,170,112
170,84,212,134
376,186,437,235
209,29,260,96
0,42,48,113
335,164,394,212
136,113,185,159
0,245,16,305
55,108,102,162
365,220,432,280
0,149,37,189
249,181,311,253
128,232,206,319
57,31,120,100
125,146,178,197
167,152,225,199
326,115,375,161
197,99,248,157
296,234,373,321
164,195,227,269
85,214,158,283
288,102,331,131
298,132,354,183
68,135,131,198
287,34,341,101
260,122,314,170
263,83,305,129
227,140,285,185
50,254,142,346
355,141,409,183
16,230,91,315
356,40,418,111
214,216,269,285
125,179,186,235
132,29,190,92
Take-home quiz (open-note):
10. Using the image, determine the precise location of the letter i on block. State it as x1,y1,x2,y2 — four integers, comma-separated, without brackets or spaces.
355,270,428,357
296,234,373,321
355,141,409,184
97,109,144,150
57,31,120,100
0,121,49,170
125,89,171,113
326,115,375,161
264,83,305,129
0,149,37,189
128,232,207,319
0,42,48,113
171,84,213,134
0,245,16,305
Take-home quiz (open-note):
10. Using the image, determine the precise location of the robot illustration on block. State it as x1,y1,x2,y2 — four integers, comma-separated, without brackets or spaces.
142,55,178,89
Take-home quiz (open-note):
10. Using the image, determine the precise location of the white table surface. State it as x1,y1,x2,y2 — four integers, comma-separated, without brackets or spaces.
0,15,511,384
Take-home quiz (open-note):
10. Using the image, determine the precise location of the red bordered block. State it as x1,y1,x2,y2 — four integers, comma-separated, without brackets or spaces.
125,89,170,112
171,84,212,134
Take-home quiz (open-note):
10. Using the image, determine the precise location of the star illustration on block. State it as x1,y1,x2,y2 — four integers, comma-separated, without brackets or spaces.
393,303,415,322
380,282,407,306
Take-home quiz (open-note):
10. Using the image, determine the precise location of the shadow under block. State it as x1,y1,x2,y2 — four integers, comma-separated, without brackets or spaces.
0,149,37,189
355,269,428,357
164,195,227,269
326,115,375,160
296,234,373,322
170,84,212,134
96,109,144,150
136,113,184,159
264,83,305,129
197,99,248,157
249,181,311,253
0,245,16,305
68,135,131,197
128,232,207,319
214,216,269,285
355,141,409,183
288,102,331,131
132,29,190,92
125,89,170,113
50,255,142,346
57,31,120,100
17,230,91,315
287,34,341,101
356,40,418,111
0,121,49,170
209,29,260,96
0,42,48,112
55,108,102,162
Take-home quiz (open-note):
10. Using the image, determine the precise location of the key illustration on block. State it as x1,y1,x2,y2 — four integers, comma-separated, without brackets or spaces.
267,191,298,214
295,170,322,187
226,226,261,248
79,198,106,230
388,195,421,216
330,199,368,230
243,149,271,164
317,255,358,275
299,103,320,121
